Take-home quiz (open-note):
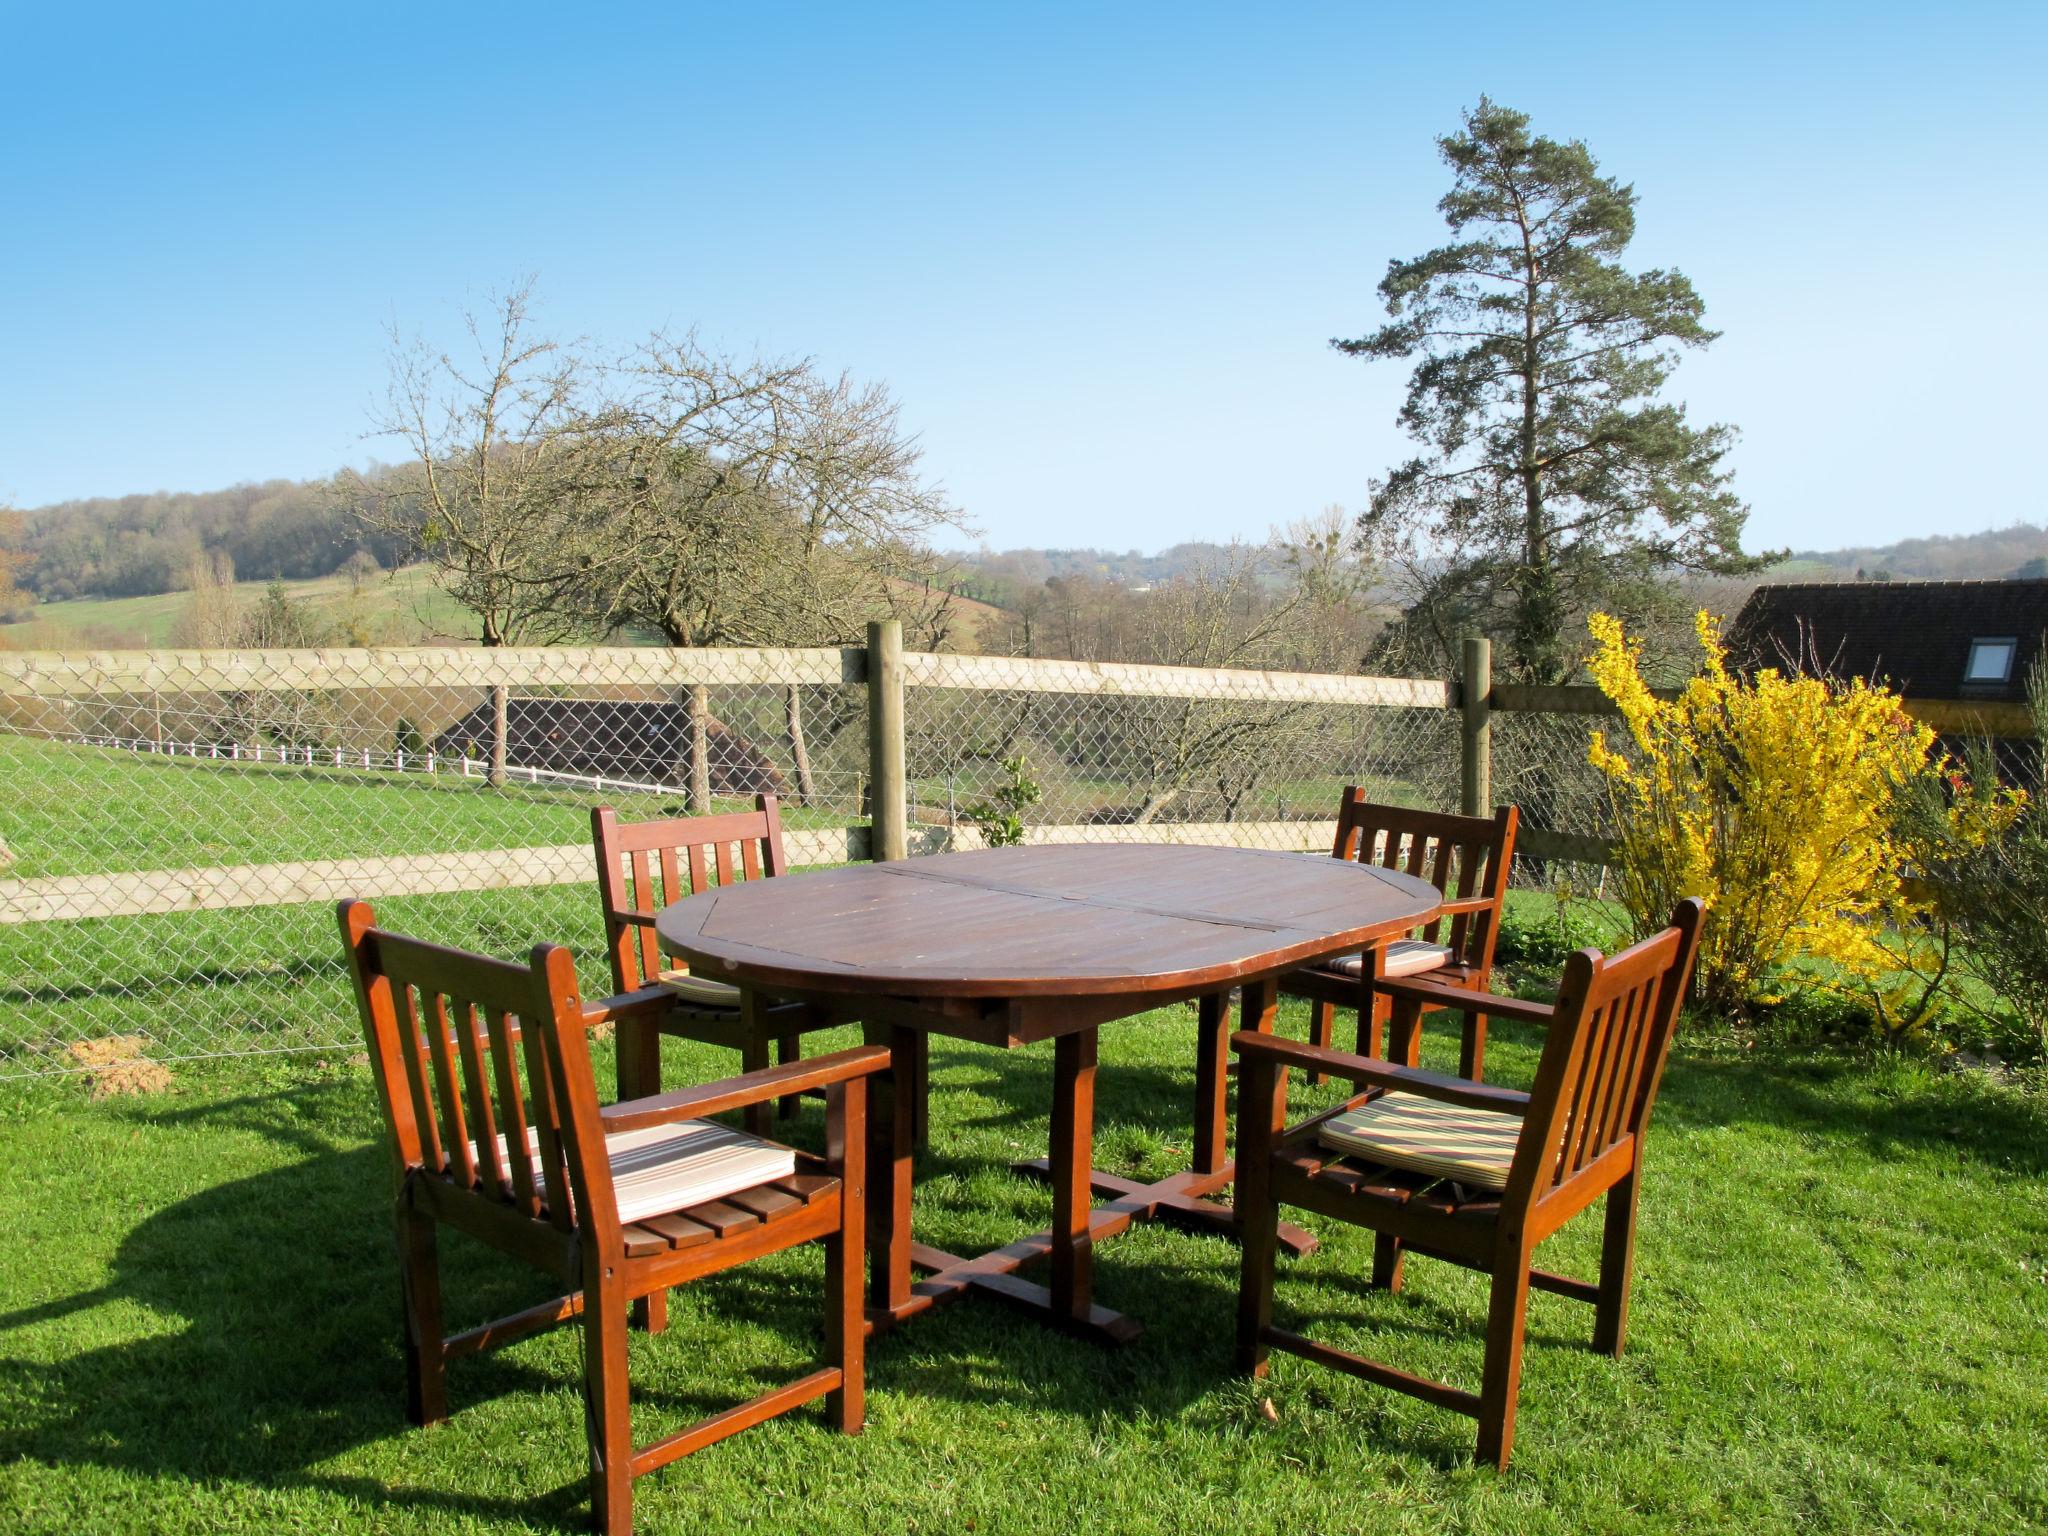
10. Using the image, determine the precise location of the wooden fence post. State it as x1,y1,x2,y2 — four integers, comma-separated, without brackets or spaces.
1461,635,1491,817
866,619,907,861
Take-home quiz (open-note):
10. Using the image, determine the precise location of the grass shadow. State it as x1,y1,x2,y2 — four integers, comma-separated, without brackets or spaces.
0,1085,834,1531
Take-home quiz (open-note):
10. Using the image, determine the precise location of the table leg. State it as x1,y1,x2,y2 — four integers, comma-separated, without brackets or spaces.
863,1021,917,1318
1048,1026,1098,1321
1012,975,1315,1257
1192,989,1230,1177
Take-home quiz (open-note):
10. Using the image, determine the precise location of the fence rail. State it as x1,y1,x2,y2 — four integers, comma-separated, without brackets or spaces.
1,630,2031,1075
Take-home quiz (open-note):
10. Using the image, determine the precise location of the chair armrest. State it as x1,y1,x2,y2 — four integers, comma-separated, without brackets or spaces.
1374,974,1554,1025
1432,895,1496,918
611,908,660,927
579,986,674,1032
1230,1030,1529,1115
600,1044,893,1132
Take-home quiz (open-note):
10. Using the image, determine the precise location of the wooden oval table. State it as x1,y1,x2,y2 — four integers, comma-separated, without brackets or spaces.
656,843,1442,1345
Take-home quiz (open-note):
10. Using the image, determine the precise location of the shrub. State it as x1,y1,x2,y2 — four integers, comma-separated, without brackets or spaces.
1586,610,1944,1021
963,754,1041,848
1898,665,2048,1063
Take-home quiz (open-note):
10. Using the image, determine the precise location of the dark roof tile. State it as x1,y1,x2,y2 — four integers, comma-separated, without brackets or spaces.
1727,579,2048,701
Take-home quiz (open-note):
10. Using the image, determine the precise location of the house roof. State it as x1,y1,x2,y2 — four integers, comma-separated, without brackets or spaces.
1727,579,2048,701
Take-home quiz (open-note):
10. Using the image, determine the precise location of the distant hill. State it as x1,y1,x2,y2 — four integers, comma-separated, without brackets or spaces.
1775,522,2048,582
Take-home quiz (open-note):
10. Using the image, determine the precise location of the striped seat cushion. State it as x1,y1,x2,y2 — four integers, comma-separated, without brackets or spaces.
1318,1091,1521,1189
485,1119,798,1225
655,969,743,1009
1321,939,1453,981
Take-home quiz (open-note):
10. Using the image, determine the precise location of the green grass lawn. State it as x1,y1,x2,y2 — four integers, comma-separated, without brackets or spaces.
1,1001,2044,1534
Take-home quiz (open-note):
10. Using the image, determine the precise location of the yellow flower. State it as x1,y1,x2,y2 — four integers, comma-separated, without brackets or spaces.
1585,609,1943,1019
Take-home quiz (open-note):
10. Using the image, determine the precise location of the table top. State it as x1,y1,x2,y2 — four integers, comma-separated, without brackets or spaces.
654,843,1443,1001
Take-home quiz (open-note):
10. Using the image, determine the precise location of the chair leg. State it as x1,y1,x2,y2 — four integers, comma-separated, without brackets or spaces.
582,1271,635,1536
1234,1180,1279,1378
1355,991,1389,1061
1460,1012,1488,1082
740,1036,773,1138
616,1017,662,1103
1371,1232,1405,1293
1594,1171,1639,1357
397,1202,447,1426
1475,1246,1532,1470
1308,1000,1335,1086
824,1220,865,1433
1387,996,1423,1068
776,1032,802,1122
631,1289,668,1335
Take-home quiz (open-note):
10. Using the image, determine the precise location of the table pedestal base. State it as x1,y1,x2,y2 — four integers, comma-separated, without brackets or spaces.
1009,1158,1319,1257
865,978,1306,1347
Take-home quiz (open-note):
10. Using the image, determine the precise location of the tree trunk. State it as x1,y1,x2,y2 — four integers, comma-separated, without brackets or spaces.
489,684,509,789
686,683,711,812
784,684,816,806
1133,786,1182,825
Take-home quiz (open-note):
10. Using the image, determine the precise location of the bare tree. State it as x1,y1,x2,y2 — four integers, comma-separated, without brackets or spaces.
346,282,596,784
578,337,964,805
170,551,242,648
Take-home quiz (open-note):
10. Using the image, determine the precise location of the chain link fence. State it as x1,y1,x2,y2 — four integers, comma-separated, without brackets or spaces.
901,652,1460,851
2,641,1620,1078
0,647,868,1075
1490,704,1613,899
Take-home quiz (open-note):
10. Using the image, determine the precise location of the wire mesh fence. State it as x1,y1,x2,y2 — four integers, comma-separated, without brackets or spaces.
1489,705,1614,896
901,652,1460,851
0,647,868,1074
1,641,1618,1079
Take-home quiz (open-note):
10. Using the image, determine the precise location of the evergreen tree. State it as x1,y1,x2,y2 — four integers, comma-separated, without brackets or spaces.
1340,99,1768,683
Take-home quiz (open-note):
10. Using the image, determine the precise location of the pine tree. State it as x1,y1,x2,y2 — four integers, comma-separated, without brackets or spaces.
1340,99,1768,683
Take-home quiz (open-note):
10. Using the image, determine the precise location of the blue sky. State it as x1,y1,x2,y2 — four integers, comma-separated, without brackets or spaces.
2,1,2043,555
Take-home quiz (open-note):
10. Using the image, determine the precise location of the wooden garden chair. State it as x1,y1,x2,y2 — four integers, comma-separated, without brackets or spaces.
1279,795,1517,1083
1234,898,1704,1469
339,898,886,1536
593,797,875,1137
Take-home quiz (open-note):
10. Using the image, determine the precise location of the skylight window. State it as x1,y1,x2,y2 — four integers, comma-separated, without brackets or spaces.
1965,638,2016,684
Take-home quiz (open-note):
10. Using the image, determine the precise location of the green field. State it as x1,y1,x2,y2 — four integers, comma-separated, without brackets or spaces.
3,566,1010,653
4,565,481,650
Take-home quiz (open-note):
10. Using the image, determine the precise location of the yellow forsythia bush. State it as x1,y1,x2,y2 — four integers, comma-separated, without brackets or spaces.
1586,611,1939,1020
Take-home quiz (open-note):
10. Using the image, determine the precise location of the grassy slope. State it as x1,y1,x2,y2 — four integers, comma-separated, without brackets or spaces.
5,566,479,649
0,1016,2042,1534
6,566,1007,652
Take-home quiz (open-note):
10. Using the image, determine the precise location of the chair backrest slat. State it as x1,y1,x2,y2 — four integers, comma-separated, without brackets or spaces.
339,901,617,1241
1328,792,1518,963
392,983,445,1173
1506,900,1705,1212
487,1008,542,1218
628,849,660,982
453,996,509,1196
590,795,787,992
519,1017,577,1232
422,990,475,1186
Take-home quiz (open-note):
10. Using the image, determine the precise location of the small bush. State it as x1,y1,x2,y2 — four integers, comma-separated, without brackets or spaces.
963,754,1041,847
